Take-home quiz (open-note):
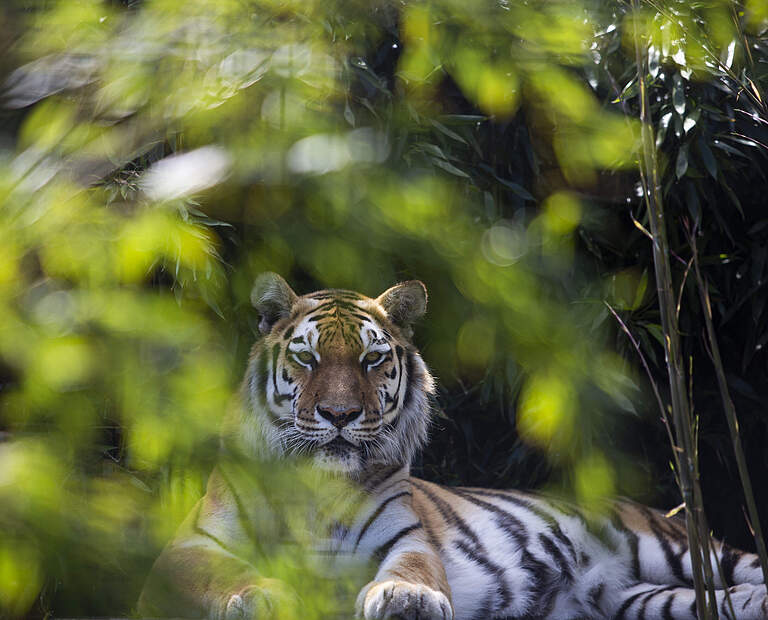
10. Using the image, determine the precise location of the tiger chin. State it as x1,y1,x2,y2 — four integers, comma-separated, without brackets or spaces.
139,274,768,620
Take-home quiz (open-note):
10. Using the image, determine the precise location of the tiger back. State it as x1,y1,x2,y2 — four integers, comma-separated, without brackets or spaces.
138,274,768,620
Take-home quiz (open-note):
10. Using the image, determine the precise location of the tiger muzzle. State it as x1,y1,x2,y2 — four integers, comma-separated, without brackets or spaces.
316,405,363,428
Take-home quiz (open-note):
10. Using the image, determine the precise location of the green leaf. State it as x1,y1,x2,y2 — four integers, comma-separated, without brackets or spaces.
429,119,468,144
438,114,487,125
632,270,649,309
672,73,686,116
698,137,718,179
430,157,470,177
495,177,535,201
712,138,745,158
748,220,768,235
672,113,683,139
720,177,744,216
612,77,638,103
675,145,689,179
643,323,666,348
657,111,672,148
344,101,355,127
417,142,449,159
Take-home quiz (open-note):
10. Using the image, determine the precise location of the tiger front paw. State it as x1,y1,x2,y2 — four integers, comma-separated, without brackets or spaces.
356,579,453,620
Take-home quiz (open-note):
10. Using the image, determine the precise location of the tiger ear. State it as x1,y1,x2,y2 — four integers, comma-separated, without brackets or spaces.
251,272,298,334
376,281,427,333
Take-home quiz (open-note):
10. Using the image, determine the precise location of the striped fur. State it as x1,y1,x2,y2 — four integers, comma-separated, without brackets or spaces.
139,276,767,620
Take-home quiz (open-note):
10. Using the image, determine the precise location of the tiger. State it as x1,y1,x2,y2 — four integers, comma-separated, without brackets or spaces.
138,273,768,620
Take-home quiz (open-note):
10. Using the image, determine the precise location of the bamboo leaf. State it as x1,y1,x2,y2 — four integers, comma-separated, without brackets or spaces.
673,73,686,116
429,119,468,144
676,145,689,179
495,177,535,201
430,157,470,177
698,137,718,179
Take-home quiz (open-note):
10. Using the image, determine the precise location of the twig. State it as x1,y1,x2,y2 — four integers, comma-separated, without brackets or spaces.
603,301,678,469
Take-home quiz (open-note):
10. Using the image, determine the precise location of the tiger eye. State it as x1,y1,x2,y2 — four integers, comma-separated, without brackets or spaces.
296,351,314,364
364,351,382,365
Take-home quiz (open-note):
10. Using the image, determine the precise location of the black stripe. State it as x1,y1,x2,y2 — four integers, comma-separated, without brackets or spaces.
251,349,280,423
374,473,409,497
662,592,675,620
610,510,642,581
443,487,559,608
720,546,739,587
538,532,572,583
373,523,421,562
271,344,292,405
402,349,415,409
192,502,242,557
361,465,402,492
216,465,265,556
309,291,365,301
441,486,529,548
638,586,675,620
354,491,411,551
271,344,281,397
467,489,579,564
742,587,756,611
307,313,333,322
410,480,512,609
639,506,689,585
385,346,404,414
192,501,241,558
615,589,647,619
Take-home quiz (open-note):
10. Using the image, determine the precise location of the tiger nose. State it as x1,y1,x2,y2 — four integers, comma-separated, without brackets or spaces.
316,405,363,428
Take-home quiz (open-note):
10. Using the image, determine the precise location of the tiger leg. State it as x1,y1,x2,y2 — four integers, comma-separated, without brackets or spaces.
356,550,453,620
609,582,768,620
354,479,452,620
618,503,765,588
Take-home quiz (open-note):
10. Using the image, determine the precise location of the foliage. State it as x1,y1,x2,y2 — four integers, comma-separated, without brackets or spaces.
0,0,766,617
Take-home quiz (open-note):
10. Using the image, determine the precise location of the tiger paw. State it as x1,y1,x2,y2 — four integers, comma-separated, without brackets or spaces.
356,579,453,620
223,579,294,620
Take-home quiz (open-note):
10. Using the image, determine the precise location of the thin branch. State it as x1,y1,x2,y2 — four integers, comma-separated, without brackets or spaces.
604,301,678,468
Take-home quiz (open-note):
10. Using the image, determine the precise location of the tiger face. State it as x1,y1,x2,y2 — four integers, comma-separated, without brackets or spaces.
240,273,434,473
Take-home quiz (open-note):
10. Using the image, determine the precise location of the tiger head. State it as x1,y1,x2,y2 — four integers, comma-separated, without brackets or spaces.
239,273,435,474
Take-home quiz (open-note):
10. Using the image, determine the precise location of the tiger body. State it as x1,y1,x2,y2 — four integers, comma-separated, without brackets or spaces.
139,275,768,620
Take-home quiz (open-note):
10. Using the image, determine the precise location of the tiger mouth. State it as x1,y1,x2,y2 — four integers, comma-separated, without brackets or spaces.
323,436,356,451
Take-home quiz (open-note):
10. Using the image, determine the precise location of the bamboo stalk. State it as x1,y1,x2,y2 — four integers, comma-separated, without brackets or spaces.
630,3,715,617
688,228,768,585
